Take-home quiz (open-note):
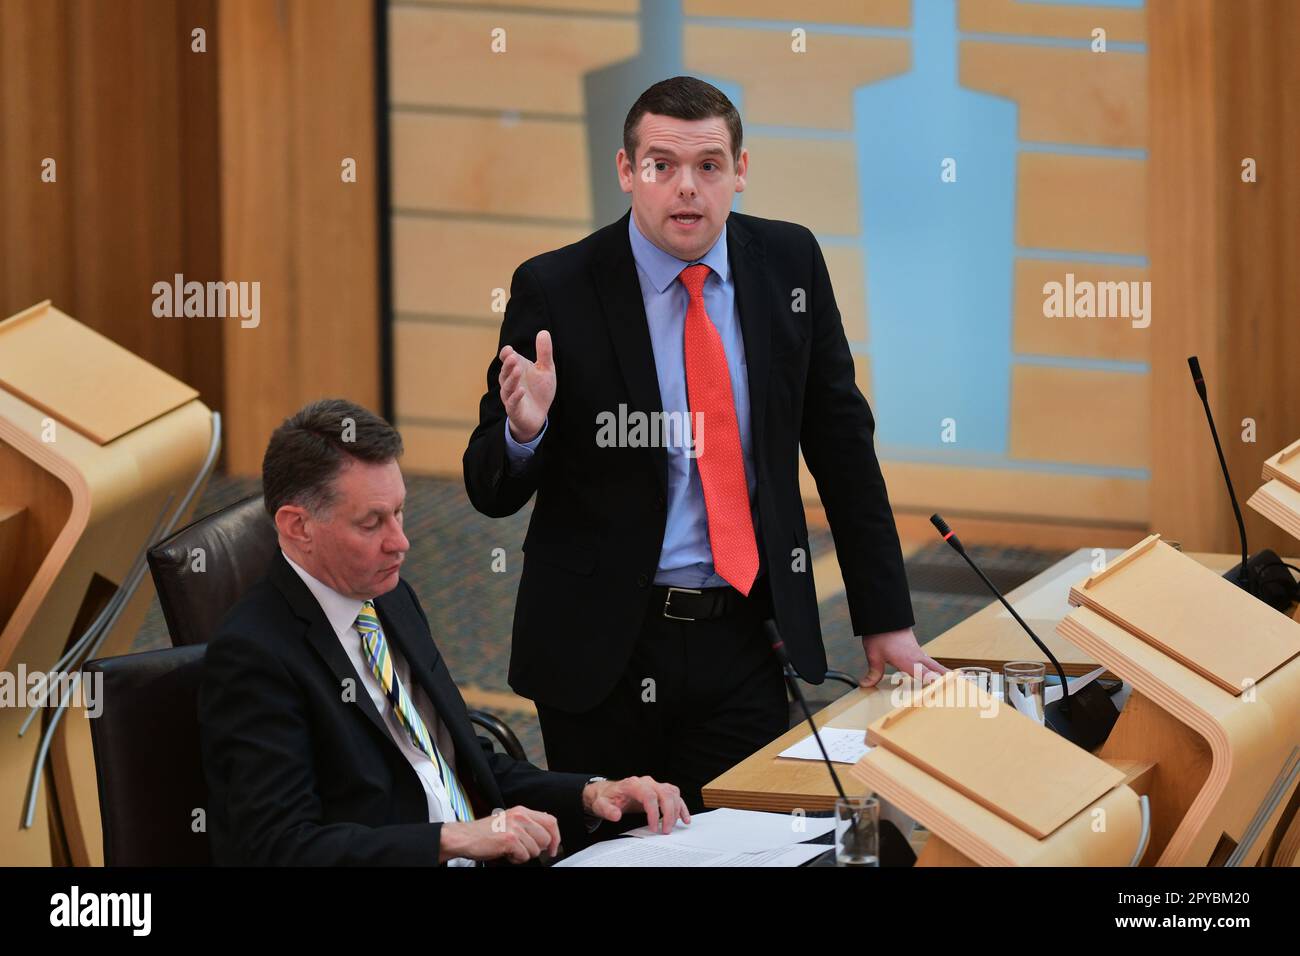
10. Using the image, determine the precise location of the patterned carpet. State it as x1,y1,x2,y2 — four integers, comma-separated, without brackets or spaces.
132,472,1067,767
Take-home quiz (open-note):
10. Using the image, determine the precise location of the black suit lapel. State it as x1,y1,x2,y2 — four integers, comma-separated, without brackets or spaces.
592,209,668,495
268,553,392,744
726,213,773,454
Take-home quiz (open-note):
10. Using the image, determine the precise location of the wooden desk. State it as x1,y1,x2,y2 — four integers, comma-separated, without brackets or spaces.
703,686,897,813
703,547,1299,813
925,548,1299,676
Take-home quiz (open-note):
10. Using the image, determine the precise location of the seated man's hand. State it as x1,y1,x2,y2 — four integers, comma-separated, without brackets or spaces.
439,806,560,864
583,776,691,834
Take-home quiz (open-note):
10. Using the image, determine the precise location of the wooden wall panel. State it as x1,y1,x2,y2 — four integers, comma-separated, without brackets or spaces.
684,26,909,130
218,0,380,472
1017,153,1146,255
688,0,910,27
822,245,867,344
394,320,498,425
958,0,1146,43
0,0,224,420
1009,365,1149,469
962,43,1147,148
1013,260,1151,362
393,217,587,319
801,456,1148,527
741,135,860,236
388,6,636,113
1149,0,1300,554
391,113,590,219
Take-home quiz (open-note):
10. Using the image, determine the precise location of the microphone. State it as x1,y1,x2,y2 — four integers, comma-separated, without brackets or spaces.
930,514,1119,751
763,620,849,803
1187,356,1297,610
762,619,917,867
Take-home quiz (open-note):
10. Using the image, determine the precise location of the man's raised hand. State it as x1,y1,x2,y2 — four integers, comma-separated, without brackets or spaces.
499,330,555,444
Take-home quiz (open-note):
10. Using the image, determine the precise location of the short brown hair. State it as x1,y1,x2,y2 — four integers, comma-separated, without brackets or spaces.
623,76,743,168
262,398,403,518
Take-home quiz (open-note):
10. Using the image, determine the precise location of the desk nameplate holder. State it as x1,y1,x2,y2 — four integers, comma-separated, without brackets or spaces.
1058,534,1300,865
851,671,1143,866
1247,438,1300,543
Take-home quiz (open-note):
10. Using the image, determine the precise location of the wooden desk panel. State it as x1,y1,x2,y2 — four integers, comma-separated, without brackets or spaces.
704,548,1298,813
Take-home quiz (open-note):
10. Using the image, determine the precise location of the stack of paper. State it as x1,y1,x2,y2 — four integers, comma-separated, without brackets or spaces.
554,808,835,867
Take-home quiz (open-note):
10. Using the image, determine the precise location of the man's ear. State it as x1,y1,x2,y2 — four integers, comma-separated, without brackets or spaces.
615,148,634,194
274,504,312,550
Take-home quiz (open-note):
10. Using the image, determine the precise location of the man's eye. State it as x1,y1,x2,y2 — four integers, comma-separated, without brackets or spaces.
655,161,669,172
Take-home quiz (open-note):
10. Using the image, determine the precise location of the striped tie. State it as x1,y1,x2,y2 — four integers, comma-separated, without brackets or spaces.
354,600,475,822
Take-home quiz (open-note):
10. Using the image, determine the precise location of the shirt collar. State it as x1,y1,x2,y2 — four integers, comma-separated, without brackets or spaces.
628,210,730,294
281,549,367,637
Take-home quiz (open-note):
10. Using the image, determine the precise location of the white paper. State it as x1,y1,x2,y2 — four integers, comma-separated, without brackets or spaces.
621,807,835,852
777,726,872,765
1045,664,1107,705
554,837,829,868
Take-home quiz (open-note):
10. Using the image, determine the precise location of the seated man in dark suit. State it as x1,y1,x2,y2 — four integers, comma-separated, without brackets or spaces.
199,398,688,865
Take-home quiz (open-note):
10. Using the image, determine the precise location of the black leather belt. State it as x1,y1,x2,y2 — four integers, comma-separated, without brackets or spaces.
651,580,769,622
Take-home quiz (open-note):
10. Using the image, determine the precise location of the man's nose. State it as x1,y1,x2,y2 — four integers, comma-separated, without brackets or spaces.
678,169,696,196
387,525,410,554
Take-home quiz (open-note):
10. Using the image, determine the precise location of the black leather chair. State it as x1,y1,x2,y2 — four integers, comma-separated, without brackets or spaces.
144,493,526,758
86,495,531,865
85,645,210,866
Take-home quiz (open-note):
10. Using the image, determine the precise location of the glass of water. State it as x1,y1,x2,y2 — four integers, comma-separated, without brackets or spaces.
955,665,996,696
1003,661,1047,724
834,795,879,867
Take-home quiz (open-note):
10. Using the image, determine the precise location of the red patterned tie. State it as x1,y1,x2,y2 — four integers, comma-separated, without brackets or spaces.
679,263,759,595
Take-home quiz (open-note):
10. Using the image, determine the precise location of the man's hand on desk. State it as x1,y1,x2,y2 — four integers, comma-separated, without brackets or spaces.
858,627,948,689
440,806,562,864
582,775,691,834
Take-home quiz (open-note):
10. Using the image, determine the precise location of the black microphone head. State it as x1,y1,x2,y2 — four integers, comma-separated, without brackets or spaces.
1187,355,1207,399
930,513,964,553
762,619,791,667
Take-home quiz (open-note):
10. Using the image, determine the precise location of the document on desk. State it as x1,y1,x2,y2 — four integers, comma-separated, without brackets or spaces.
554,839,829,868
555,809,834,867
620,807,835,850
777,726,871,764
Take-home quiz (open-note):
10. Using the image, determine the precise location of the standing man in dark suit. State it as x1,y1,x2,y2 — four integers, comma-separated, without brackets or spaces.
200,399,686,866
464,76,946,809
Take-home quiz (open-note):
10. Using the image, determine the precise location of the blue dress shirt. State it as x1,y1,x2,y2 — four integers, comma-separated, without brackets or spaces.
505,212,760,588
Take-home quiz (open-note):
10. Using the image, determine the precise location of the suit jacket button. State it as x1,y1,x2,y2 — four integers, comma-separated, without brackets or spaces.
637,573,648,587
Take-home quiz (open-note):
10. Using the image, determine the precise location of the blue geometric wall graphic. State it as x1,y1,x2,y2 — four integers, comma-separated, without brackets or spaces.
583,0,744,228
856,0,1018,455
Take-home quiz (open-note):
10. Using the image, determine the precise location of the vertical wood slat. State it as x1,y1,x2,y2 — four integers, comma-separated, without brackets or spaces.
218,0,380,472
1149,0,1300,553
0,0,224,415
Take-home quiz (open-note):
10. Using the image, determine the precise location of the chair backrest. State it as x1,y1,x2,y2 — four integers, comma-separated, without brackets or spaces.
147,494,278,646
85,644,210,865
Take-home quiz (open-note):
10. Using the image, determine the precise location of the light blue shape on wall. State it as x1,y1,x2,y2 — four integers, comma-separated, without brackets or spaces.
855,0,1018,456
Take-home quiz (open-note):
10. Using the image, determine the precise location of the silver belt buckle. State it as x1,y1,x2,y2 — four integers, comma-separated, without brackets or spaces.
663,586,703,621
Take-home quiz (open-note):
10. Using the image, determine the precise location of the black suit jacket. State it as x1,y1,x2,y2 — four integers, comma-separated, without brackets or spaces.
198,552,593,865
463,210,914,713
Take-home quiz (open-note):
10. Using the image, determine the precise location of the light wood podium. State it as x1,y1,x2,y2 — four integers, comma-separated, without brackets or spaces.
0,301,218,866
1057,535,1300,866
850,672,1145,866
